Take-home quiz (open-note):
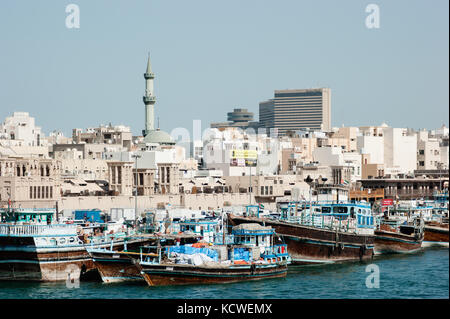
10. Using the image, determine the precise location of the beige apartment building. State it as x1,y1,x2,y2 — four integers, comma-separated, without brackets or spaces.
361,153,384,179
0,157,62,208
320,127,359,152
107,161,134,196
107,161,179,197
72,125,132,150
157,163,180,195
223,174,310,205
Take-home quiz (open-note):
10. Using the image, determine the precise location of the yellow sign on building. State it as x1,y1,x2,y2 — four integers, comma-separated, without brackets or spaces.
230,150,257,159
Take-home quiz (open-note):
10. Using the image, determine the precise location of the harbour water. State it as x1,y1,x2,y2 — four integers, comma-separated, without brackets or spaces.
0,248,448,299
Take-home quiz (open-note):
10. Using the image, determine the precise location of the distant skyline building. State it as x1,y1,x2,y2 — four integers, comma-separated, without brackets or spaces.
259,88,331,135
0,112,44,146
210,108,260,130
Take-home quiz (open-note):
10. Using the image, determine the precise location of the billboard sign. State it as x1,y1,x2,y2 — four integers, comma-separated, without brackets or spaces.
230,150,257,167
230,150,257,159
382,199,393,206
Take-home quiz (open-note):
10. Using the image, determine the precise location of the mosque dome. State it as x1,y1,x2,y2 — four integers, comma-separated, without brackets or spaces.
142,129,175,145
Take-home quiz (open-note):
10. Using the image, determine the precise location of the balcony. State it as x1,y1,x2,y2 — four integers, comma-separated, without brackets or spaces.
349,189,384,200
143,96,156,103
144,72,155,79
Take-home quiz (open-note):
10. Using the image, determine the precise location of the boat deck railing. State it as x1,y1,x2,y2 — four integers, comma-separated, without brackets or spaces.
281,213,375,232
0,208,56,214
262,244,289,257
84,231,130,246
0,223,77,237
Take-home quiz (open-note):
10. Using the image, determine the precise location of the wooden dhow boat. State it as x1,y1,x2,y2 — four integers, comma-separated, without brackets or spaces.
374,212,424,254
137,223,290,286
228,202,376,265
87,233,201,283
0,208,148,281
423,191,449,248
423,222,449,248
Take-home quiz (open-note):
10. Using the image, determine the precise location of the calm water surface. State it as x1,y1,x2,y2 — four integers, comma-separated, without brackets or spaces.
0,248,448,299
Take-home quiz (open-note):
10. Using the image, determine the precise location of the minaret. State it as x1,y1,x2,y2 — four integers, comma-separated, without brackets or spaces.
143,53,156,136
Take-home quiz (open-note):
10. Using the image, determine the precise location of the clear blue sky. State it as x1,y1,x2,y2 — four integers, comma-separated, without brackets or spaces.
0,0,448,137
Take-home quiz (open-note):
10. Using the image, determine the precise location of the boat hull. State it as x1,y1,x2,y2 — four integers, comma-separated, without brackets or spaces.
89,251,145,283
422,225,449,248
228,215,374,265
139,263,287,286
0,237,141,282
374,230,423,254
0,245,94,281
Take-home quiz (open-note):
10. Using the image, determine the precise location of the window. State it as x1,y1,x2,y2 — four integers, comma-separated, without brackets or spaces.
161,167,165,183
350,207,355,218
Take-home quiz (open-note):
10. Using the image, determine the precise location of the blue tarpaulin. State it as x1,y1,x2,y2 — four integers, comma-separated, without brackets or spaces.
166,245,219,261
233,248,250,261
74,210,103,223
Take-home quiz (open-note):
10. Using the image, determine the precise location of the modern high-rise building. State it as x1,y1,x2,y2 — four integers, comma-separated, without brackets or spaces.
259,88,331,135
